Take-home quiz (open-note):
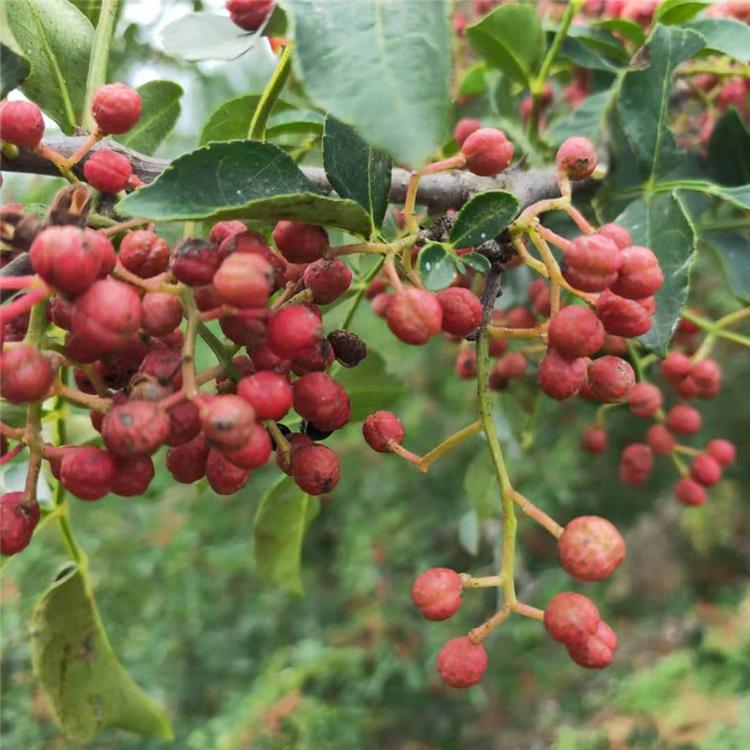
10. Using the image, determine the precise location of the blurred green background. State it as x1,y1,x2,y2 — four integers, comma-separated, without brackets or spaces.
2,1,750,747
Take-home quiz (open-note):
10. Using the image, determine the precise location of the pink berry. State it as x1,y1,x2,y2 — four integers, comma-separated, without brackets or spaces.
0,492,40,556
170,238,222,286
411,567,463,621
102,400,170,459
213,252,274,308
237,371,292,421
618,443,653,486
200,395,256,451
0,101,45,149
226,0,273,31
537,348,588,400
567,621,617,669
581,425,608,454
665,404,702,435
166,434,209,483
690,453,722,486
436,636,488,688
222,424,272,469
302,258,353,304
60,446,116,501
291,444,341,495
363,411,405,452
661,352,692,383
548,305,605,359
628,382,662,417
461,128,514,176
272,221,328,264
141,292,183,337
83,150,133,193
563,235,621,292
610,246,664,300
706,439,736,467
597,223,632,250
544,592,600,648
646,424,675,454
92,83,142,134
267,304,324,359
293,372,351,432
118,230,170,278
596,289,653,338
556,136,597,180
453,117,481,146
586,356,635,403
558,515,625,581
0,345,54,403
436,287,483,337
111,457,155,497
205,449,251,494
386,289,443,345
674,477,706,506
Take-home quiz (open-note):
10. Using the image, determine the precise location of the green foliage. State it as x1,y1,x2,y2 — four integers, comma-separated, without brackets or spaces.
117,141,372,234
31,564,172,742
3,0,93,133
449,190,519,249
0,42,30,98
279,0,452,165
160,12,260,62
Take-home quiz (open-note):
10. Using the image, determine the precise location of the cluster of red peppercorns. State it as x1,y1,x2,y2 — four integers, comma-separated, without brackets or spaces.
0,191,368,556
402,513,625,688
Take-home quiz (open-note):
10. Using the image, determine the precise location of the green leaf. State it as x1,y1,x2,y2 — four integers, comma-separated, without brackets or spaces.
335,350,405,421
594,18,646,47
458,63,488,97
0,42,30,98
462,253,491,274
253,477,316,594
4,0,93,133
417,243,457,291
280,0,451,166
704,230,750,302
561,36,622,73
565,25,630,62
654,0,710,25
684,18,750,63
323,116,392,233
464,453,498,519
713,185,750,211
161,12,257,61
616,192,696,354
31,564,172,743
466,3,544,85
708,109,750,187
449,190,519,249
547,90,613,147
458,510,481,556
117,141,372,235
114,80,183,156
615,25,704,184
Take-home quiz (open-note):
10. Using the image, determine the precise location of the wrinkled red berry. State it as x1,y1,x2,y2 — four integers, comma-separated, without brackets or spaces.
706,439,735,467
83,150,132,193
223,423,272,469
166,434,209,483
237,371,292,421
213,252,274,308
140,292,183,337
0,345,54,403
302,258,353,304
200,395,256,451
0,101,44,149
60,446,116,500
567,621,617,669
436,287,482,336
628,381,662,417
293,372,351,432
102,400,169,458
291,338,335,375
111,457,155,497
209,220,246,244
558,515,625,581
563,235,621,292
92,83,142,134
661,352,692,383
453,117,481,146
436,636,488,688
291,444,341,494
618,443,653,486
587,356,635,403
220,314,267,348
411,567,463,621
548,305,605,359
386,289,443,345
595,289,652,338
363,410,404,452
544,592,600,648
597,223,631,250
272,220,328,264
119,230,170,278
170,238,221,286
494,351,527,381
461,127,514,176
0,492,40,556
165,400,201,447
610,245,663,300
537,348,588,400
665,404,702,435
206,449,251,494
266,304,323,359
674,477,706,506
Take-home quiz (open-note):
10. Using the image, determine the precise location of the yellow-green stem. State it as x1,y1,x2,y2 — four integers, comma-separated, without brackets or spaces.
418,420,482,471
248,44,292,140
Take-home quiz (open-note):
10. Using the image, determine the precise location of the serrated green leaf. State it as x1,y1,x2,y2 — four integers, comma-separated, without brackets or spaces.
31,565,172,743
614,25,705,185
161,12,257,61
0,42,30,98
114,80,182,156
616,192,696,354
464,453,498,519
417,243,457,291
709,108,750,187
335,350,404,421
654,0,710,25
547,90,614,147
463,253,491,274
449,190,519,249
323,116,392,233
117,141,371,235
280,0,451,166
704,230,750,303
5,0,93,133
254,477,316,594
684,18,750,63
466,3,544,85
